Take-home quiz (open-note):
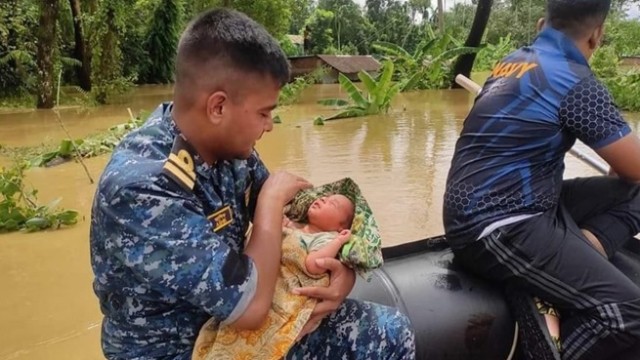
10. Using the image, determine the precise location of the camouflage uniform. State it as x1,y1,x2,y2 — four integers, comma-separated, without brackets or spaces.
90,102,416,360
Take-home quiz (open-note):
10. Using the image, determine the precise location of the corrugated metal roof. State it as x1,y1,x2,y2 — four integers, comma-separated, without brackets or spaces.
317,55,381,74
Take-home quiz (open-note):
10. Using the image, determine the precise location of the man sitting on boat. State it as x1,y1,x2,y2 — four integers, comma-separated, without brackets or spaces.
443,0,640,359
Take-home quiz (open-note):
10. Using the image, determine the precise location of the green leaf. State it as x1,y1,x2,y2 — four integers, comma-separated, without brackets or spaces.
433,46,481,63
313,117,325,126
0,50,34,67
371,41,412,60
60,56,83,69
25,217,50,230
383,83,402,112
400,71,423,92
338,74,369,108
273,115,282,124
374,61,395,107
318,98,350,107
58,139,75,157
414,38,437,59
55,210,78,225
324,108,368,121
3,219,20,231
357,71,378,95
2,184,19,198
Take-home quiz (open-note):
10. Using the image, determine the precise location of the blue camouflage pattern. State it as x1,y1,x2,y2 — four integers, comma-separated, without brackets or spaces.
287,299,416,360
90,102,416,359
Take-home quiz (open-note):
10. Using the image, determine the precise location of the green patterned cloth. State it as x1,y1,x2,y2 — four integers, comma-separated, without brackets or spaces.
284,178,383,279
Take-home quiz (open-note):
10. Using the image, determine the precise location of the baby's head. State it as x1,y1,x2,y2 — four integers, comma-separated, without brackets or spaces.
306,194,355,232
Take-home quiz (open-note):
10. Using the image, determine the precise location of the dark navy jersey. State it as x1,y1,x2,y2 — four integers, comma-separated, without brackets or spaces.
443,27,631,247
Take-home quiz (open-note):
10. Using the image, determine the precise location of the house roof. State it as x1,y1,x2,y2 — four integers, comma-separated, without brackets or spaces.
317,55,381,74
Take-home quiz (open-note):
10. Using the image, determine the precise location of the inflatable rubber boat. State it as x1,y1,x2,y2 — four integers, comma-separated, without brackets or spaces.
349,235,640,360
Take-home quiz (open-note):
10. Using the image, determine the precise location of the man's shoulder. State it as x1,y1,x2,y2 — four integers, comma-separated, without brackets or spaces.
98,103,178,201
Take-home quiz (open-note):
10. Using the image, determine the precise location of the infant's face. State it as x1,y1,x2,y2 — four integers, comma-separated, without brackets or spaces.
307,194,354,232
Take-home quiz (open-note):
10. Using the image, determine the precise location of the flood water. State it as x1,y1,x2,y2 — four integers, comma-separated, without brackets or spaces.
1,82,638,359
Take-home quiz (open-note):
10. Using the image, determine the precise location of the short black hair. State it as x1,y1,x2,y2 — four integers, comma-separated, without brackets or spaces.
546,0,611,39
175,8,290,88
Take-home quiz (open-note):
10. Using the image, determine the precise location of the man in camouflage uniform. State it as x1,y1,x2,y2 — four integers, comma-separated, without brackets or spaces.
89,8,415,360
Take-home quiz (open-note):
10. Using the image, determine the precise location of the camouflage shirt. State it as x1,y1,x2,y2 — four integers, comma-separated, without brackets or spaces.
90,102,269,359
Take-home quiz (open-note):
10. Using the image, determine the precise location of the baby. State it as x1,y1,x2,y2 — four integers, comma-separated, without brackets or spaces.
193,193,356,360
283,193,355,275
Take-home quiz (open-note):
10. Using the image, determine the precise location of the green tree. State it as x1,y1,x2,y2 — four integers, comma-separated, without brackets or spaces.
0,0,38,99
197,0,293,38
89,0,134,104
305,8,336,54
485,0,544,47
365,0,414,48
289,0,314,34
143,0,183,83
120,0,159,82
36,0,60,108
318,0,372,54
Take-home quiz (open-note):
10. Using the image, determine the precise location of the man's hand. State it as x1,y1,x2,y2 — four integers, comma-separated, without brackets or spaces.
260,171,313,206
293,258,356,331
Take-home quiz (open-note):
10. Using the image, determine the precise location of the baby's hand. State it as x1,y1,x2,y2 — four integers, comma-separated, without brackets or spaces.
337,229,351,244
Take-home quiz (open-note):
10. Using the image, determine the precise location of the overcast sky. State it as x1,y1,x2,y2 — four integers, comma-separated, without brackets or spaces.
352,0,640,18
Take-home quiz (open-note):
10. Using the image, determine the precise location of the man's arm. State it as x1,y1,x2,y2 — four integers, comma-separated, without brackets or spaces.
559,75,640,182
235,170,312,329
596,134,640,182
235,152,313,328
99,182,260,328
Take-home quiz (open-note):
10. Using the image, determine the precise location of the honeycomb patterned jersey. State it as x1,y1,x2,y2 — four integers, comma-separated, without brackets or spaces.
443,27,631,247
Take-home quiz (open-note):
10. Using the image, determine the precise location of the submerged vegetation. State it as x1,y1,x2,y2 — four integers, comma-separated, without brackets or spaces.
318,60,407,120
0,163,78,233
1,110,146,167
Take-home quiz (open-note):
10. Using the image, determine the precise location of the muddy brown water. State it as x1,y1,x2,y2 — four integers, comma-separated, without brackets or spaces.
1,82,638,359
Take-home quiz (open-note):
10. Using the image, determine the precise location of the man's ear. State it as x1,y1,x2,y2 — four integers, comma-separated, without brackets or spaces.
588,24,605,51
536,17,546,33
206,91,227,125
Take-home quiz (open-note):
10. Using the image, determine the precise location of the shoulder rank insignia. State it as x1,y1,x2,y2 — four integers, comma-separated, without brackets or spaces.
245,181,252,207
162,135,197,191
208,205,233,232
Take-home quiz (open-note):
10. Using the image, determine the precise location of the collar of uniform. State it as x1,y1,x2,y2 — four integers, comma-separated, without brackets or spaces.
533,27,589,67
162,102,213,180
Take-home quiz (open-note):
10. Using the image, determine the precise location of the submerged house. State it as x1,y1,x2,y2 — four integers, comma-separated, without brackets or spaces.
288,55,381,83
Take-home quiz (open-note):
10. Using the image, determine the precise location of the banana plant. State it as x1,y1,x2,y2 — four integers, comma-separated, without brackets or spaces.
372,25,481,91
317,60,415,121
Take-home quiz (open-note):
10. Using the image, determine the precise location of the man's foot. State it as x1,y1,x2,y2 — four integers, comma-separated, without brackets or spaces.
535,296,562,353
505,286,562,360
